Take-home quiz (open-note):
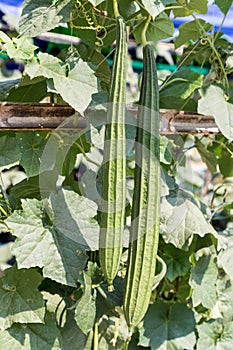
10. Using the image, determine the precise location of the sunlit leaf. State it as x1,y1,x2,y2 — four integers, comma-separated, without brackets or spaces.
198,84,233,141
189,254,218,309
19,0,73,37
0,312,61,349
5,196,89,286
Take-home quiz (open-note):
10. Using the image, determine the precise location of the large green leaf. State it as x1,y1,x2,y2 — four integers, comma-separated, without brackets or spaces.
5,197,89,286
195,140,218,173
0,265,45,330
214,0,233,15
189,254,218,309
0,133,21,168
139,301,196,349
50,189,99,250
172,0,208,17
160,190,218,249
25,53,98,114
198,84,233,141
7,76,48,102
175,19,212,48
0,312,61,349
16,131,48,178
19,0,73,37
133,13,174,43
160,68,202,100
160,243,191,282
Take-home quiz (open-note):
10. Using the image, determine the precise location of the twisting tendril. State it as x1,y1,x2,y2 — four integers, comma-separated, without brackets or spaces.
70,0,107,47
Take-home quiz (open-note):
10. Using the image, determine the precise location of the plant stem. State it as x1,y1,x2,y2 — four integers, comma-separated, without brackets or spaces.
93,322,99,350
113,0,120,18
141,15,151,46
192,14,229,93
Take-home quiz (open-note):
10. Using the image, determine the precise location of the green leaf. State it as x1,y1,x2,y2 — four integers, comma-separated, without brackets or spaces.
118,0,138,19
139,301,196,349
0,31,37,60
198,85,233,141
16,131,48,177
50,188,99,251
161,190,217,249
218,145,233,177
5,197,88,286
61,311,88,350
0,265,45,330
216,274,233,323
175,19,212,48
195,140,218,173
74,273,96,335
173,0,208,17
26,53,98,115
214,0,233,15
197,319,233,350
0,312,61,349
141,0,166,19
196,320,223,350
189,254,218,309
7,76,48,102
160,243,191,282
160,68,202,99
9,175,43,204
0,133,21,168
140,0,176,19
71,1,116,48
19,0,73,37
133,13,174,43
0,79,21,101
218,230,233,280
160,136,174,165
